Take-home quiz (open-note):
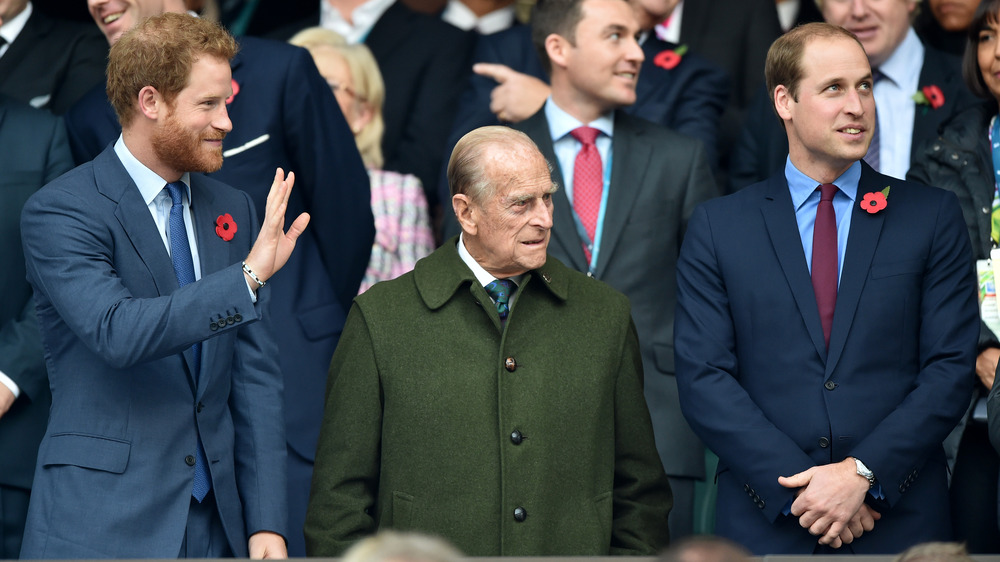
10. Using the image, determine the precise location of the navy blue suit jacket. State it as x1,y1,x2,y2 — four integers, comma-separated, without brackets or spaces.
674,163,978,553
63,35,374,462
19,146,286,558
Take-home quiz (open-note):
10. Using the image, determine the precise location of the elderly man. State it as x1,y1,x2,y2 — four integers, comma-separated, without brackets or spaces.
675,22,978,554
19,13,307,558
305,126,672,556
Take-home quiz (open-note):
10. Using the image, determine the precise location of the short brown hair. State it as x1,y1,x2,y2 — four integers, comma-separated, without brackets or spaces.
107,12,237,128
765,23,864,113
448,126,550,205
531,0,586,76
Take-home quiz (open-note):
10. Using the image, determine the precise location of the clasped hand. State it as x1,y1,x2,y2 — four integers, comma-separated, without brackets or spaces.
778,458,881,548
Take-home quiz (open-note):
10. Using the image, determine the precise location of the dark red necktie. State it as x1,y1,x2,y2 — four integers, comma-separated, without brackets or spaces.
570,126,602,262
812,183,838,348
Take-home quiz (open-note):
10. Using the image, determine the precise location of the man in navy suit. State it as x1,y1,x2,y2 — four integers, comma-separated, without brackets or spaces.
0,95,73,559
19,13,308,558
69,1,375,555
675,23,978,554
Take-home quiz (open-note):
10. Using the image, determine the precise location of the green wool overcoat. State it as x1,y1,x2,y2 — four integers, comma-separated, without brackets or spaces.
304,239,672,556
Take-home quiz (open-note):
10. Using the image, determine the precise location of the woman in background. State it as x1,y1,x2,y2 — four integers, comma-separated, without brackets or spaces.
290,27,435,294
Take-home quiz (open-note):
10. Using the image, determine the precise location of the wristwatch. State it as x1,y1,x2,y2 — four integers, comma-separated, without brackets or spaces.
854,457,876,488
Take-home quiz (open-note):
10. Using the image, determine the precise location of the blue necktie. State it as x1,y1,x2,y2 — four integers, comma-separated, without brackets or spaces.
485,279,516,327
165,182,211,502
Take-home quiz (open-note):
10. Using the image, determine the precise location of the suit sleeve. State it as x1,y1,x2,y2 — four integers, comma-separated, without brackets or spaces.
847,192,978,507
304,302,382,556
21,181,260,370
610,319,672,554
0,115,74,400
282,46,374,311
674,204,815,522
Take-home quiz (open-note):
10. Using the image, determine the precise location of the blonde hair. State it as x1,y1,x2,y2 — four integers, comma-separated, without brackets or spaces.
289,27,386,168
341,531,463,562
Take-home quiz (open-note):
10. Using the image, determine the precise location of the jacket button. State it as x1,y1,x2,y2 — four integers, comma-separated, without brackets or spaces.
824,380,837,390
209,321,218,331
818,437,830,448
984,207,991,215
185,455,196,466
513,507,527,522
756,499,766,509
510,430,523,445
234,313,242,322
226,315,235,325
197,402,205,413
505,357,517,372
744,484,751,493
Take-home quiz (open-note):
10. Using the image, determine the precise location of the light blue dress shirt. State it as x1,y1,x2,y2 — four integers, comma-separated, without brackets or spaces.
873,27,924,179
786,158,860,285
544,98,614,272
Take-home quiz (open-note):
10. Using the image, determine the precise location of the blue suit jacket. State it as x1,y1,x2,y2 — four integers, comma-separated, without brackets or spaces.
674,163,979,553
63,34,373,476
19,146,287,558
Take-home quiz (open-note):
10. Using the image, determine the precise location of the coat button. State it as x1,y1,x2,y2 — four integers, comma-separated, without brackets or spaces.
824,380,837,390
984,207,991,215
510,430,523,445
818,437,830,448
197,402,205,413
756,499,766,509
209,321,218,331
185,455,196,466
226,315,235,325
234,313,242,322
744,484,751,493
505,357,517,372
513,507,526,522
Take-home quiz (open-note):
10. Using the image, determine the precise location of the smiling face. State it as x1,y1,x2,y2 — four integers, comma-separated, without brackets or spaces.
978,13,1000,102
821,0,917,67
776,34,875,183
150,56,233,179
459,144,556,278
547,0,644,123
88,0,172,45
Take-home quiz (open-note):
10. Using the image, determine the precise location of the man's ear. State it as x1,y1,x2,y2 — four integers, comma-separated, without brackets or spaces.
545,33,570,70
137,86,163,121
453,193,478,236
774,84,794,122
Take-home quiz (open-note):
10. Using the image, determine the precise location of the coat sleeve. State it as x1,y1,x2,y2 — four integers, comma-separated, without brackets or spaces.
610,319,673,554
304,302,382,556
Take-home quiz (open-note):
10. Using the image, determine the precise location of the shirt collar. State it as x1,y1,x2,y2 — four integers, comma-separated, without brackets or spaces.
441,0,515,34
457,233,525,287
114,135,192,206
543,97,614,143
785,157,860,212
321,0,396,43
876,27,923,88
0,1,32,48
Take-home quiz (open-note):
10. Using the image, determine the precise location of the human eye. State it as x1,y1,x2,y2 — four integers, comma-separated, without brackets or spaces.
980,30,995,43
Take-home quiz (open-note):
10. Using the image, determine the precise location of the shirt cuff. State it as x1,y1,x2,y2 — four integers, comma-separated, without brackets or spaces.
0,370,22,399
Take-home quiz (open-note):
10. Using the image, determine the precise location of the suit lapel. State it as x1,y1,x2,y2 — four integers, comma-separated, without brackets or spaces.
516,112,589,271
760,175,828,359
190,176,225,396
595,113,648,278
98,148,201,389
825,165,886,376
0,12,47,86
911,48,958,151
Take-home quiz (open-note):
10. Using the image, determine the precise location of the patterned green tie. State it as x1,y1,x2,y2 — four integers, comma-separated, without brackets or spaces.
485,279,516,323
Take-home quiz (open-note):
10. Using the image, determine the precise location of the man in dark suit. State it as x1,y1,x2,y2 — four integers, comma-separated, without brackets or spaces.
68,2,375,555
0,95,73,560
730,0,978,192
269,0,475,212
0,0,107,114
675,23,978,554
509,0,717,539
19,14,307,558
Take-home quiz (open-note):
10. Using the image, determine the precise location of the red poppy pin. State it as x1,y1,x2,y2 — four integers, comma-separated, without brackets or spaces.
912,85,944,111
860,186,890,215
215,213,237,241
226,79,240,105
653,44,688,70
